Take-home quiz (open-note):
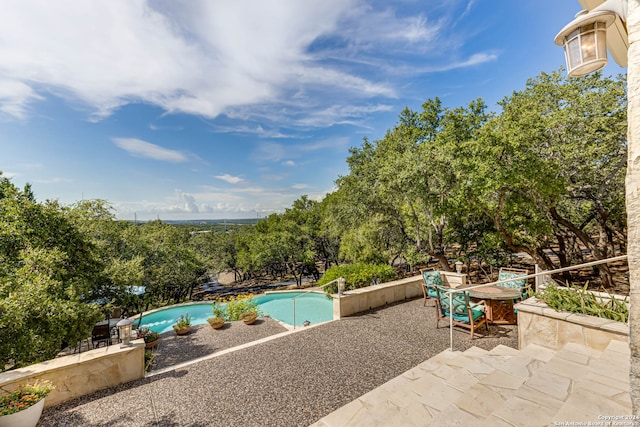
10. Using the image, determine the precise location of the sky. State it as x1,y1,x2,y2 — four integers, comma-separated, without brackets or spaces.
0,0,626,221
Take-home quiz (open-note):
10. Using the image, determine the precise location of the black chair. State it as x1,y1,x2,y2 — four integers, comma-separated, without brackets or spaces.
91,324,111,348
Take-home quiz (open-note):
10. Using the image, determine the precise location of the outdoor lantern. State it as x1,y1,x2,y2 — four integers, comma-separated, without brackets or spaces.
338,277,345,295
554,0,627,77
116,318,134,346
455,261,464,275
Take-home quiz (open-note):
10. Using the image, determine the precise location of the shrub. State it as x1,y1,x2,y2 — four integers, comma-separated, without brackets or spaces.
318,263,396,294
223,294,262,321
535,282,628,323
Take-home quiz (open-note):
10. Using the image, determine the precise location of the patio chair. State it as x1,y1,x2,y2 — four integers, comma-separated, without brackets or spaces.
434,286,488,339
420,269,444,306
110,307,122,319
91,324,111,348
497,267,529,299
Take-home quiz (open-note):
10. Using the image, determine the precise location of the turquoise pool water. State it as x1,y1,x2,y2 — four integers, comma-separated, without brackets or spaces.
139,292,334,333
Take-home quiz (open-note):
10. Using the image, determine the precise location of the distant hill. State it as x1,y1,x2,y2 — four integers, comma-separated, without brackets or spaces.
161,218,260,225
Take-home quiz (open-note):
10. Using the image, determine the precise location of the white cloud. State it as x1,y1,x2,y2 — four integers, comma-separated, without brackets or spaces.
112,138,187,162
282,160,296,167
0,79,43,120
0,0,376,122
0,0,489,135
214,174,244,184
173,189,198,213
419,52,498,73
292,184,308,190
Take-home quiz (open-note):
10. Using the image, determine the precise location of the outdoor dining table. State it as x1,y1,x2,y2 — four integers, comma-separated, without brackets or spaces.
466,285,521,325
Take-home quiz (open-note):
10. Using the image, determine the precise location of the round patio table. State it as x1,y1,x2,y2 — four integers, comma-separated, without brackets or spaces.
467,285,521,325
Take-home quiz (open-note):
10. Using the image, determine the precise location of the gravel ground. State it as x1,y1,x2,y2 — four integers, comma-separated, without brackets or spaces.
40,298,517,427
151,318,289,371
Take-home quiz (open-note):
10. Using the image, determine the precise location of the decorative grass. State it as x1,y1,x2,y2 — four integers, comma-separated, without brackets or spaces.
535,282,628,323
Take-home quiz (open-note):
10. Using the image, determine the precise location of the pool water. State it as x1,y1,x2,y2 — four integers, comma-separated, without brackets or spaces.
139,291,334,333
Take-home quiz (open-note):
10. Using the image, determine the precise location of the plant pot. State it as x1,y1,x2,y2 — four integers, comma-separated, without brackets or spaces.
207,317,225,329
145,339,159,348
0,397,45,427
242,313,257,325
173,325,191,335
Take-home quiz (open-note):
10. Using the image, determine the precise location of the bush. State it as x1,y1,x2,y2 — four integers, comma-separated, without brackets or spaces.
535,282,628,323
318,263,396,293
222,294,262,321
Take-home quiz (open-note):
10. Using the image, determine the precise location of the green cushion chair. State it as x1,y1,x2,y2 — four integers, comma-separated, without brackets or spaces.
434,286,488,339
420,269,444,306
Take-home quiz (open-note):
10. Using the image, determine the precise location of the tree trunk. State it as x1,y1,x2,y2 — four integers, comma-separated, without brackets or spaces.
628,0,640,414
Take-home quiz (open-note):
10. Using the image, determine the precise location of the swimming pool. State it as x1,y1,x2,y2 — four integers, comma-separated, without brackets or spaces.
139,292,334,333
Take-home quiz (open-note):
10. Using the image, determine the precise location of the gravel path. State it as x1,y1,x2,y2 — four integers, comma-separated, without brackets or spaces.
151,318,289,371
40,298,517,427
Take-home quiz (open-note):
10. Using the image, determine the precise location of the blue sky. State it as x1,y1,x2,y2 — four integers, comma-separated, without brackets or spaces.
0,0,625,220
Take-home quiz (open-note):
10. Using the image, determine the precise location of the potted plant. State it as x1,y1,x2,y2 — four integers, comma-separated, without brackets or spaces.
207,301,226,329
241,306,263,325
0,379,55,427
137,327,161,348
173,313,192,335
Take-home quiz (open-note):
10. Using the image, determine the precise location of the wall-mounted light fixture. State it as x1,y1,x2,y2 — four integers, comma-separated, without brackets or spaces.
554,0,627,76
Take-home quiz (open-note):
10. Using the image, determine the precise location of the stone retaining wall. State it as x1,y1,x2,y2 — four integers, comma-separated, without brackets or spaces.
0,339,145,407
515,297,629,352
335,275,423,318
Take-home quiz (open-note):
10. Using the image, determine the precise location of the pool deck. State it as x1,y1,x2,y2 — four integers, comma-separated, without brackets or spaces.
40,297,517,426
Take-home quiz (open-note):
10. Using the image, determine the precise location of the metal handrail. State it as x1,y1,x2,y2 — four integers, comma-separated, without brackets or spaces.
292,277,344,329
443,254,628,351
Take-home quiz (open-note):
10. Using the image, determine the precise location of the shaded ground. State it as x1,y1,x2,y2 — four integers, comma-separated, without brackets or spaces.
41,297,517,427
151,318,288,371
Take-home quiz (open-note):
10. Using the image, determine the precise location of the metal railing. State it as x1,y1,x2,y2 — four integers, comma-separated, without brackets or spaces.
291,277,345,329
442,254,628,351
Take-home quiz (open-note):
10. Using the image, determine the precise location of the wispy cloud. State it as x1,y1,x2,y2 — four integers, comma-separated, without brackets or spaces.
418,52,499,73
112,138,187,162
0,0,471,131
214,174,244,184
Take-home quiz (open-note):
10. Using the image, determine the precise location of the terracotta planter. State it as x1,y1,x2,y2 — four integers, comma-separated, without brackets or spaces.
0,397,45,427
207,317,225,329
173,325,191,335
242,313,257,325
145,339,159,348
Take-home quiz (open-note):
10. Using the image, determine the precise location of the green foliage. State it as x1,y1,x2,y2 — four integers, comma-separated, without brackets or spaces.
535,283,628,323
318,263,396,293
222,294,262,321
174,313,192,328
144,350,155,372
136,327,160,343
0,379,55,415
211,301,226,318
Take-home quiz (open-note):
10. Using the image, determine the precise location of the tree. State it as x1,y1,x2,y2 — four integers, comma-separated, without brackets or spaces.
0,176,103,369
467,70,627,284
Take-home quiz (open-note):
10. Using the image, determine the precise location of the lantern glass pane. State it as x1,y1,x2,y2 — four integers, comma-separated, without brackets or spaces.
566,37,582,70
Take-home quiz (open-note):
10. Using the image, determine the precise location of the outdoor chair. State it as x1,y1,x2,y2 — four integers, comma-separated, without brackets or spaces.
434,286,488,339
420,269,444,306
497,267,529,299
110,307,122,319
91,324,111,348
